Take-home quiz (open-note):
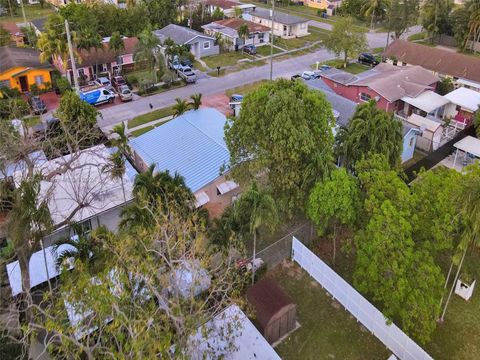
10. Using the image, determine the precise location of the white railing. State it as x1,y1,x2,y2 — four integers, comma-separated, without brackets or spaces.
291,237,434,360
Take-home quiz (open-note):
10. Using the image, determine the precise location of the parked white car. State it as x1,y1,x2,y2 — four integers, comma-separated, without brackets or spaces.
118,85,133,102
95,77,112,89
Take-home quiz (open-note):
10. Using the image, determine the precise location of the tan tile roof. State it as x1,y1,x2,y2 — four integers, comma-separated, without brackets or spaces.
214,18,270,33
384,40,480,83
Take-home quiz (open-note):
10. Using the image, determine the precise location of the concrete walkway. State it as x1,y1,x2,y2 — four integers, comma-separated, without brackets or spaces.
126,115,173,135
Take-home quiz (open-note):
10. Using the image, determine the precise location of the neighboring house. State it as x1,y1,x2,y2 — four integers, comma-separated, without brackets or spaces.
249,8,309,38
4,144,136,296
304,0,342,12
320,63,441,114
444,87,480,127
0,46,52,93
204,0,257,18
384,40,480,91
307,77,420,163
1,22,25,47
154,24,219,59
53,37,138,84
129,108,240,218
30,17,47,36
202,18,270,51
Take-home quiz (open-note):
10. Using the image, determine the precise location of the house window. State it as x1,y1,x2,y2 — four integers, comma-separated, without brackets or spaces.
0,79,10,88
34,75,44,86
117,56,124,65
360,92,371,102
409,136,415,148
203,41,211,49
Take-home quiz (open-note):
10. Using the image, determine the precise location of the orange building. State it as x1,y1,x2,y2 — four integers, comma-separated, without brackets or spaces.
0,46,52,93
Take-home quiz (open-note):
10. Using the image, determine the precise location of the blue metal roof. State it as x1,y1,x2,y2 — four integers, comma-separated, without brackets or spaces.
129,108,230,192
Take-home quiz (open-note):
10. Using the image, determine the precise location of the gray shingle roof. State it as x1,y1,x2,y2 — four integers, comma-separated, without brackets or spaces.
251,8,307,25
0,46,49,73
153,24,214,45
30,17,47,33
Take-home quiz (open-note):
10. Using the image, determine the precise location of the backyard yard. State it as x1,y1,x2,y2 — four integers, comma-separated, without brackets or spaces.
0,4,54,22
265,264,389,359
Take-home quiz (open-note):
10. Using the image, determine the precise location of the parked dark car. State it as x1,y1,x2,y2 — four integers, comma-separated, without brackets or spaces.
28,95,47,115
111,76,127,92
180,58,193,67
358,53,379,66
291,74,302,81
243,44,257,55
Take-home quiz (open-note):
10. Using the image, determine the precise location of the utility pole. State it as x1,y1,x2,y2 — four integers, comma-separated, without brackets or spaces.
65,20,79,91
269,0,275,81
18,0,32,46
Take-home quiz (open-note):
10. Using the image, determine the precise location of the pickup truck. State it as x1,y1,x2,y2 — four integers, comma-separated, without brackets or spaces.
177,66,197,83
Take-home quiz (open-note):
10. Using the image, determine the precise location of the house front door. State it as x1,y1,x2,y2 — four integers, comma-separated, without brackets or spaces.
18,76,28,92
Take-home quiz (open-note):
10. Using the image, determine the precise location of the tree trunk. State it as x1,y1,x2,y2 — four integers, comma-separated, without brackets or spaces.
440,244,468,321
17,247,33,325
343,51,348,68
370,11,375,31
121,175,126,204
439,259,454,309
252,231,256,285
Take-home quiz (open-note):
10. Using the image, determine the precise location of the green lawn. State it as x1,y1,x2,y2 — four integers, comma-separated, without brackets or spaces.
273,29,328,50
203,52,254,69
23,115,41,127
193,60,207,72
0,4,54,22
255,45,284,57
225,79,269,97
207,59,265,77
128,105,176,129
314,60,370,74
131,125,155,137
408,31,427,41
267,264,389,359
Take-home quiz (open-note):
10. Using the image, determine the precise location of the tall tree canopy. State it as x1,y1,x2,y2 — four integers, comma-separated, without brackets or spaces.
421,0,453,40
335,100,403,170
385,0,420,39
225,79,335,216
323,17,368,67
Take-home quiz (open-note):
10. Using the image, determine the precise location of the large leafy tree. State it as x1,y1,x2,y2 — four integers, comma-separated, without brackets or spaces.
335,100,403,170
134,27,162,82
37,14,73,70
225,79,335,216
385,0,420,39
77,26,103,77
143,0,176,28
354,156,444,343
307,168,360,264
323,16,368,67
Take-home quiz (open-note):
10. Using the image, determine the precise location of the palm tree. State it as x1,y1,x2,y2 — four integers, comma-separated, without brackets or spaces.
110,122,131,156
464,0,480,53
173,98,189,117
189,93,202,110
109,31,125,74
361,0,388,30
134,27,161,82
440,164,480,321
235,182,278,284
106,122,131,203
37,14,73,72
237,23,250,51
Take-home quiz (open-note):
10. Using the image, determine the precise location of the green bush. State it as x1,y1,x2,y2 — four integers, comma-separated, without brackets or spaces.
30,84,41,96
0,98,29,120
317,9,326,16
126,74,139,87
408,32,426,41
55,77,71,94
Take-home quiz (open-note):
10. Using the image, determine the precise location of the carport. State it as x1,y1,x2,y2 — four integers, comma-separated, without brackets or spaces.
452,135,480,169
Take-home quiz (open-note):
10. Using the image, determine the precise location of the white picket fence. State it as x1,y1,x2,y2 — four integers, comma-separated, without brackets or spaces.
291,237,434,360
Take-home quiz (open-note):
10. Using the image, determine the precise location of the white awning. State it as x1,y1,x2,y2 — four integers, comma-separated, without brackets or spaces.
6,243,75,297
407,113,442,133
402,91,450,113
454,136,480,158
194,191,210,208
216,180,239,195
444,87,480,112
457,78,480,90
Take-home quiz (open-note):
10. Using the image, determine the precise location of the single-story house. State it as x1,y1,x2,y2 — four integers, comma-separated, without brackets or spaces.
53,37,138,84
129,108,240,217
384,40,480,91
305,0,342,12
1,22,25,47
443,87,480,127
205,0,257,18
0,46,52,93
307,77,421,163
320,63,441,114
249,8,309,39
202,18,270,51
4,144,136,296
154,24,219,59
189,304,281,360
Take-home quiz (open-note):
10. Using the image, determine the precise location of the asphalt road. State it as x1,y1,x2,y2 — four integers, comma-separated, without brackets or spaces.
98,25,422,131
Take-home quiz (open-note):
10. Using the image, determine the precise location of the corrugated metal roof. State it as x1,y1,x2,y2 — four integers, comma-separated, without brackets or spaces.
129,108,230,192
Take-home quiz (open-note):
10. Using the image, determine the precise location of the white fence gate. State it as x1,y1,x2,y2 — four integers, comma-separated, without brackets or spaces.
291,237,434,360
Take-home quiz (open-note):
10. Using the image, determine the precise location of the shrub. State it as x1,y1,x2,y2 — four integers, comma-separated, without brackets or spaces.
126,74,139,87
317,9,326,16
30,84,41,96
0,98,29,120
55,77,71,94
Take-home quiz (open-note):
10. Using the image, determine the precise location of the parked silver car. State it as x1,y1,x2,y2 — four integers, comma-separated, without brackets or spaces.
118,85,133,102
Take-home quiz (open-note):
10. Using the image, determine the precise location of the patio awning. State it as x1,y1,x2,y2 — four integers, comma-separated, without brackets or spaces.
454,136,480,158
402,91,450,113
216,180,239,195
444,87,480,112
406,113,442,133
194,191,210,208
